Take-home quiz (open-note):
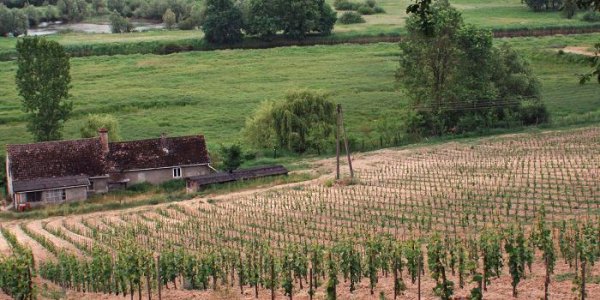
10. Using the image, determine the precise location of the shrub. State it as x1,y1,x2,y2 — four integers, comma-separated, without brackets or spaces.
109,11,133,33
126,182,154,193
582,10,600,22
159,179,185,193
373,6,385,14
357,5,374,15
520,99,549,125
80,114,121,141
0,5,28,37
219,144,244,172
365,0,377,8
163,8,177,29
338,11,365,24
333,0,360,10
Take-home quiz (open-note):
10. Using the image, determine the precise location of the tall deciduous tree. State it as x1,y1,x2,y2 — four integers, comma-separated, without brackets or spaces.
16,37,72,142
202,0,243,44
399,0,545,135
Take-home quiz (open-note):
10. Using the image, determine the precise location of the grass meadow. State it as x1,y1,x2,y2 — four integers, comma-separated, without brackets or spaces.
0,33,599,151
0,0,597,56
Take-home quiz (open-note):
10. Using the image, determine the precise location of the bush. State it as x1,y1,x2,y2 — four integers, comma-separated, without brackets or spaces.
219,144,243,172
158,179,185,193
582,10,600,22
333,0,360,10
109,11,134,33
357,5,374,15
163,8,176,29
126,182,154,193
0,5,28,37
80,114,121,141
520,99,549,125
338,11,365,24
373,6,385,14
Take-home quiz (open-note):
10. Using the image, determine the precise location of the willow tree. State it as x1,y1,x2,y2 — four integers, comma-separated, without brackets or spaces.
271,90,336,154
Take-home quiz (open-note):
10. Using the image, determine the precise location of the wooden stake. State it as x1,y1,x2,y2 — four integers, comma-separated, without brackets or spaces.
156,255,162,300
336,105,341,180
339,105,354,179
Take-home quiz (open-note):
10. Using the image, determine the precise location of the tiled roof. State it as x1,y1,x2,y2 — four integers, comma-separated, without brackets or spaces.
12,176,90,193
7,138,108,181
107,135,210,171
6,135,210,185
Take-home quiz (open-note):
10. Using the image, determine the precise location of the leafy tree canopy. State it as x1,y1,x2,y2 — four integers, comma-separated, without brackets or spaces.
16,37,72,142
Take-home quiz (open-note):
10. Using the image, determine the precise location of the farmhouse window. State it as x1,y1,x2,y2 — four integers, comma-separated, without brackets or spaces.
26,191,43,202
46,189,66,203
173,167,182,178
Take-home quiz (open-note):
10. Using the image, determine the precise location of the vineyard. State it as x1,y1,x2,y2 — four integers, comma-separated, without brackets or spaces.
0,127,599,299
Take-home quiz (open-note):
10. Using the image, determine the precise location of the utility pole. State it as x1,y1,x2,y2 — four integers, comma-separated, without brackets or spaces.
336,104,354,180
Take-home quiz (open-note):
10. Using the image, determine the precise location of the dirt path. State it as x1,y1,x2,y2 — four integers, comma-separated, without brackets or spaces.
27,220,83,258
8,223,53,265
562,46,597,56
0,229,11,256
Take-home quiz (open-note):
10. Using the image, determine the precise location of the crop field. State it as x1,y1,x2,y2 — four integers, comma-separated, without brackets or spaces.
0,34,599,152
0,127,598,299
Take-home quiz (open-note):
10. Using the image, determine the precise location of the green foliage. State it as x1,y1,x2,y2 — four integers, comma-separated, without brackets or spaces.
427,233,454,300
219,143,244,172
579,43,600,84
525,0,562,12
581,10,600,21
338,11,365,24
333,0,385,15
277,0,337,39
563,0,579,19
243,100,277,150
0,4,28,36
57,0,89,22
271,90,336,154
109,11,134,33
398,1,546,136
16,37,72,142
163,8,177,29
158,179,185,193
80,113,121,141
479,228,503,290
242,0,281,40
202,0,243,44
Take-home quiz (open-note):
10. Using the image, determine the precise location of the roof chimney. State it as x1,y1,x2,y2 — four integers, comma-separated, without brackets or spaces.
98,128,109,154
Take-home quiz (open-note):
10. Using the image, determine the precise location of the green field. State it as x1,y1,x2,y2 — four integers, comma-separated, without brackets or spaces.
0,33,598,151
0,0,597,56
333,0,595,33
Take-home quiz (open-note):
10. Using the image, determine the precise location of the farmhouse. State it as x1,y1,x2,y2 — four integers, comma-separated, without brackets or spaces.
5,129,213,209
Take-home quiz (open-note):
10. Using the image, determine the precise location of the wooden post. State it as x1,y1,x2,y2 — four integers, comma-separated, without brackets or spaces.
271,259,276,300
147,267,152,300
336,105,341,180
309,267,314,300
338,104,354,179
417,256,421,300
581,260,586,300
156,255,162,300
